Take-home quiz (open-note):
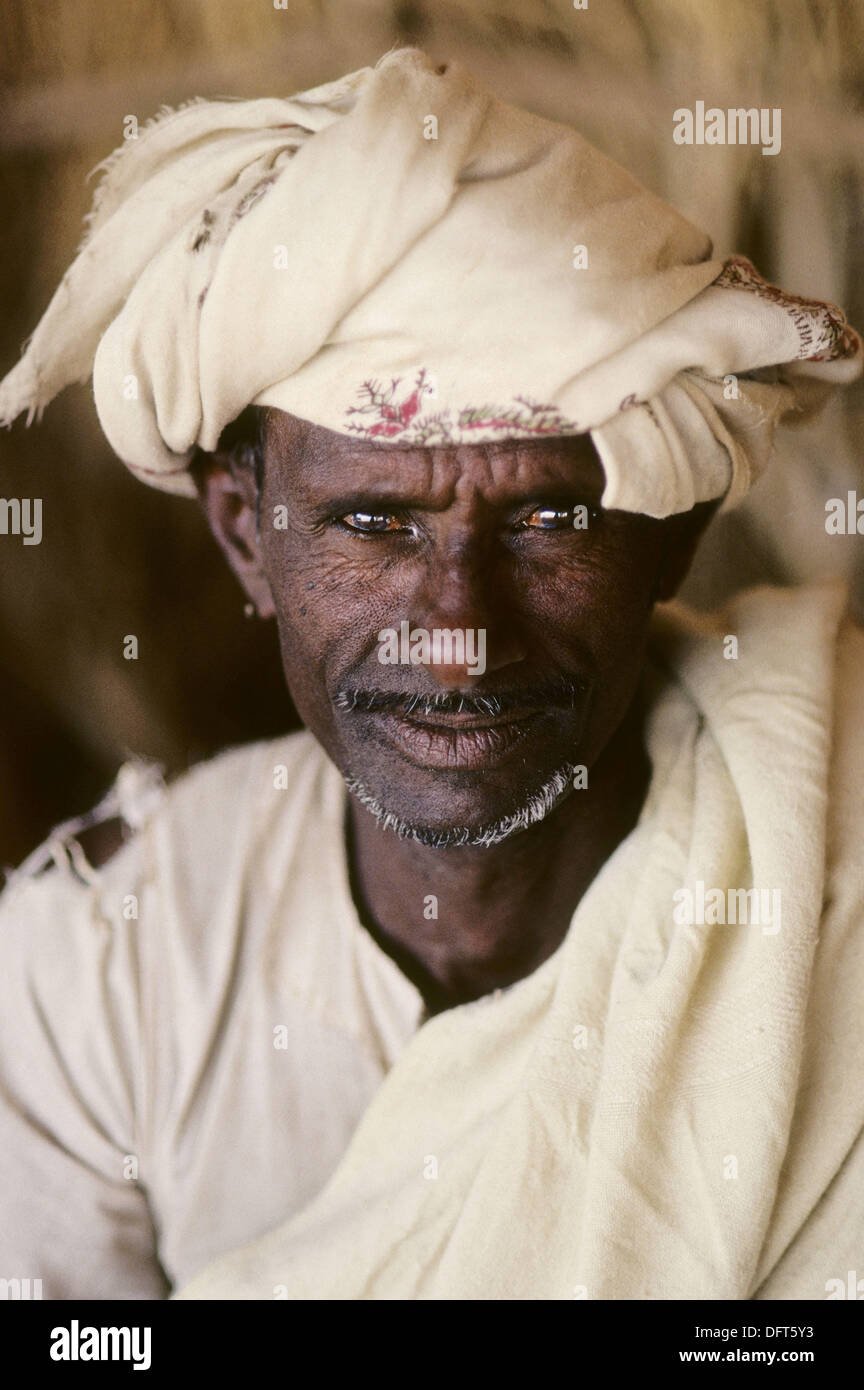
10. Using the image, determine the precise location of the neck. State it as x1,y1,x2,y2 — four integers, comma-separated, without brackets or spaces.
345,692,652,1014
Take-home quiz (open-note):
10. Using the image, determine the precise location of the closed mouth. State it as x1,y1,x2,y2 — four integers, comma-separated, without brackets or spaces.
402,707,539,731
371,708,545,769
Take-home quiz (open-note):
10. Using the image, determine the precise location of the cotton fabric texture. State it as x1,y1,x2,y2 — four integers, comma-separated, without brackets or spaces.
174,582,864,1301
0,48,860,517
0,738,425,1298
1,583,862,1298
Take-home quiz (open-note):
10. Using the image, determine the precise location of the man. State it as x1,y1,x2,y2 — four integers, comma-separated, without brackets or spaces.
0,47,862,1300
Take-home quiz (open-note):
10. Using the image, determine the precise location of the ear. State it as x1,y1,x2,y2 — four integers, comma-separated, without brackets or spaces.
652,500,719,602
193,452,276,619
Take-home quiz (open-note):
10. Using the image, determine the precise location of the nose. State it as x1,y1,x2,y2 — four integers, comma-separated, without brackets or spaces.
413,540,526,685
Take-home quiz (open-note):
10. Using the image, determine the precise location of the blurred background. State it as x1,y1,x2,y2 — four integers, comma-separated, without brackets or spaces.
1,0,863,870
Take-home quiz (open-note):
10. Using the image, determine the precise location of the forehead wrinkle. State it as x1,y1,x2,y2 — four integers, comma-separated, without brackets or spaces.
301,439,459,506
330,441,589,511
272,417,604,508
447,437,604,505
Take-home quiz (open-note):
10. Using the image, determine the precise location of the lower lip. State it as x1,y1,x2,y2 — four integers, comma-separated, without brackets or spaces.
370,711,545,770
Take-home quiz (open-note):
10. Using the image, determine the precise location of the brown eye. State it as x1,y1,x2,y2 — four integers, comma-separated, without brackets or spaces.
340,512,407,534
521,504,597,530
524,507,572,530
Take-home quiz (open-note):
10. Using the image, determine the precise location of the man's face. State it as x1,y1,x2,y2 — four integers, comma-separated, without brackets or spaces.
212,409,705,843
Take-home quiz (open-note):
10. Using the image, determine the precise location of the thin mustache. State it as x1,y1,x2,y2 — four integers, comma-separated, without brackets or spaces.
333,678,588,720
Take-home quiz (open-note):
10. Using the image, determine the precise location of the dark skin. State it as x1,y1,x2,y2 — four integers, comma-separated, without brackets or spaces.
195,409,714,1012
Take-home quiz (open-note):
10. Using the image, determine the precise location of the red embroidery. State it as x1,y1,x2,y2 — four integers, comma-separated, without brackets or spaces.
345,369,580,444
713,255,861,364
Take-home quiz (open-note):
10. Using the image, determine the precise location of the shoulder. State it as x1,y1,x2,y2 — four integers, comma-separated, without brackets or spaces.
0,727,332,1081
130,728,333,902
0,728,344,1202
650,579,854,716
0,727,329,933
653,577,849,656
150,726,327,827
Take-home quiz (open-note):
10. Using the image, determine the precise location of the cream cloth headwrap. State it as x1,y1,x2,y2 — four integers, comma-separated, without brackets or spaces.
1,48,860,517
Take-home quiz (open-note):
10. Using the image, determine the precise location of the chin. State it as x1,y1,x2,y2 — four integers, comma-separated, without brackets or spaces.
342,757,580,850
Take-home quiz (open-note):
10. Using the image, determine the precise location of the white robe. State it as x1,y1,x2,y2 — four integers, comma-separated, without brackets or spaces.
0,721,424,1297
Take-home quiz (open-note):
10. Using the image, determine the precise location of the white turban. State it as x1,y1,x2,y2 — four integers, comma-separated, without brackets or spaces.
1,47,860,517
